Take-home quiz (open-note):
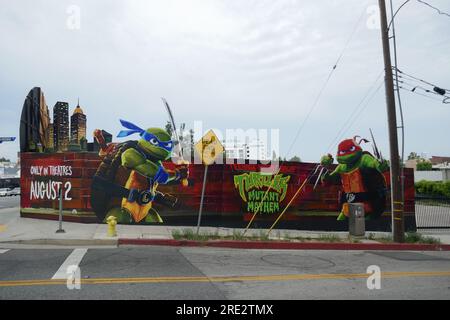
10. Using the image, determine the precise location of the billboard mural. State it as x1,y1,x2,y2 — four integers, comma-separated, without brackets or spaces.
20,151,416,232
18,88,416,231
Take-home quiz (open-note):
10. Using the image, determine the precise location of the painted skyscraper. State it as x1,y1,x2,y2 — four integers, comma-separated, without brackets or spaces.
47,123,54,151
53,102,69,152
70,100,87,144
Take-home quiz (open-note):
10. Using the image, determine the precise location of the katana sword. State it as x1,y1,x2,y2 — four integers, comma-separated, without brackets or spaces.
369,128,383,161
161,98,189,187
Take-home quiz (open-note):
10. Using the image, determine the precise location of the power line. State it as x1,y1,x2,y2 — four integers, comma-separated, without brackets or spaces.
393,67,450,103
245,5,370,233
398,86,446,101
337,81,385,145
325,70,384,153
388,0,411,30
388,0,450,30
285,5,367,159
394,67,450,91
335,8,368,68
417,0,450,18
393,76,427,88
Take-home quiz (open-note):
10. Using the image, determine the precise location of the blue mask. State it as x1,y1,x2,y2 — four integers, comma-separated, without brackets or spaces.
140,131,173,152
117,119,173,152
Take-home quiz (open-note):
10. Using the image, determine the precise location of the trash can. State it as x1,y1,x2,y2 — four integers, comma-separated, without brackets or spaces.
349,203,365,237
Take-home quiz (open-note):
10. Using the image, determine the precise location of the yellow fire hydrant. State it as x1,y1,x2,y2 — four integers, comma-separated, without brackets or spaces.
106,216,117,237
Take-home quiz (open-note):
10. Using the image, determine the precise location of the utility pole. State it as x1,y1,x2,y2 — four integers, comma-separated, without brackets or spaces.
378,0,404,242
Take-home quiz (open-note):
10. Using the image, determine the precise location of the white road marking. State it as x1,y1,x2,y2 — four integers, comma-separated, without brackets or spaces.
0,249,10,254
52,249,88,280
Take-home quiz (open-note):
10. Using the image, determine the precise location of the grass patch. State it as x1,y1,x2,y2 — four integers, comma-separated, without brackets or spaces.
171,229,442,245
258,230,270,241
171,229,183,240
232,230,246,241
405,232,441,245
377,235,393,243
171,228,273,242
370,232,441,245
171,229,221,241
290,236,313,242
366,233,376,241
318,234,342,243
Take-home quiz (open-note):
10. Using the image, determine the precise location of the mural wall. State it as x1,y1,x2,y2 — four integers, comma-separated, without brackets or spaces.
18,88,416,231
20,152,416,231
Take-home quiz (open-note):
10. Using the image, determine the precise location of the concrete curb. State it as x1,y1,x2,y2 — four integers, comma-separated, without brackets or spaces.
118,238,450,251
0,239,118,247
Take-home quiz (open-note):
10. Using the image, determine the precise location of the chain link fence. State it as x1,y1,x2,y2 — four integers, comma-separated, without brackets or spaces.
415,195,450,232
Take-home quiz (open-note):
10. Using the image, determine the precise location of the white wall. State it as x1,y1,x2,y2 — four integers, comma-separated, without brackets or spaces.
414,171,443,182
443,169,450,182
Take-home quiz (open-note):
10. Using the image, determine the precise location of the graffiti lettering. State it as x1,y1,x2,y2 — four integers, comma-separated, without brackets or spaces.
30,165,72,177
234,172,290,202
30,180,72,201
234,172,290,215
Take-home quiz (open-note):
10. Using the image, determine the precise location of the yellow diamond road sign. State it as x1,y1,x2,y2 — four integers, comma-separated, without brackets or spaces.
195,130,224,166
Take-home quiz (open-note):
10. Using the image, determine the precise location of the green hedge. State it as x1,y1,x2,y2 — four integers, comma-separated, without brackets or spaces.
415,180,450,198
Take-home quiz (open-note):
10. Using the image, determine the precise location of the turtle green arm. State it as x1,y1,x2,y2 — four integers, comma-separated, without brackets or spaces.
121,148,159,178
321,164,345,183
320,154,343,183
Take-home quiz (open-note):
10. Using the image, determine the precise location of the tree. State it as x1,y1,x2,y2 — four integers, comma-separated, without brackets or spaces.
189,129,195,159
165,121,173,137
0,157,10,163
289,156,301,162
408,152,420,160
416,160,433,171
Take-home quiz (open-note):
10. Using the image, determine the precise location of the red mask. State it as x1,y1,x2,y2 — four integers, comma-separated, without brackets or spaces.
337,139,362,157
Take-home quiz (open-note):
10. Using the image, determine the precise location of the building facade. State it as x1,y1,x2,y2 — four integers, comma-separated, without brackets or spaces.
224,139,268,161
70,102,87,144
53,102,69,152
46,123,54,151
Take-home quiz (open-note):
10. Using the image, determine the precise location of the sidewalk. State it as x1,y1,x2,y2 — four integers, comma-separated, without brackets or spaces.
1,207,450,250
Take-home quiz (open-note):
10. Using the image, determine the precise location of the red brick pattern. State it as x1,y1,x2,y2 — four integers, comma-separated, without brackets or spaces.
20,153,416,221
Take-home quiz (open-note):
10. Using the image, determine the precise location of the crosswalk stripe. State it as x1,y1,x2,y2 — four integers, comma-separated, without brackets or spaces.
52,248,88,280
0,249,10,254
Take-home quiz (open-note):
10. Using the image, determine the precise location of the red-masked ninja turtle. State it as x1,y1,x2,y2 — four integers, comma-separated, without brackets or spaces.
320,136,389,221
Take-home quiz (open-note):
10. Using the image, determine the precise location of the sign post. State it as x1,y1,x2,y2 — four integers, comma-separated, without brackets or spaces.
194,130,224,235
56,186,65,234
196,165,209,235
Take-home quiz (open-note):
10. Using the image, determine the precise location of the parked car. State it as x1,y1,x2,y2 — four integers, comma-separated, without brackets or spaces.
0,188,8,197
6,187,20,196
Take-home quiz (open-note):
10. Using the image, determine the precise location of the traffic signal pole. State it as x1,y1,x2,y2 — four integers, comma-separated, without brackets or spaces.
378,0,405,242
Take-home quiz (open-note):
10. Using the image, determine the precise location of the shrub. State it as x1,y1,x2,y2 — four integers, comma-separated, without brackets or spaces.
415,180,450,198
416,161,433,171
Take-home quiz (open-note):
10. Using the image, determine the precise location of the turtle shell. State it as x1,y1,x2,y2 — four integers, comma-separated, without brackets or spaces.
90,141,137,222
360,152,388,220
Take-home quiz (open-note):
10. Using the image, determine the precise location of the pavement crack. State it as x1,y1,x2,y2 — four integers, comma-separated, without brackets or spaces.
177,248,228,300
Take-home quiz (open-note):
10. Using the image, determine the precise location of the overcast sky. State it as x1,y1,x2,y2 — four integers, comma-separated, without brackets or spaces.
0,0,449,163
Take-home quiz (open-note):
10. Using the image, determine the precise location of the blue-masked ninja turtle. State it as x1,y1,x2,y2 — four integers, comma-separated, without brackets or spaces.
91,120,189,224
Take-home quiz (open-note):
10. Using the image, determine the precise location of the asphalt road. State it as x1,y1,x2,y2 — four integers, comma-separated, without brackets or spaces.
0,246,449,300
0,197,19,227
0,196,19,210
1,196,449,300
